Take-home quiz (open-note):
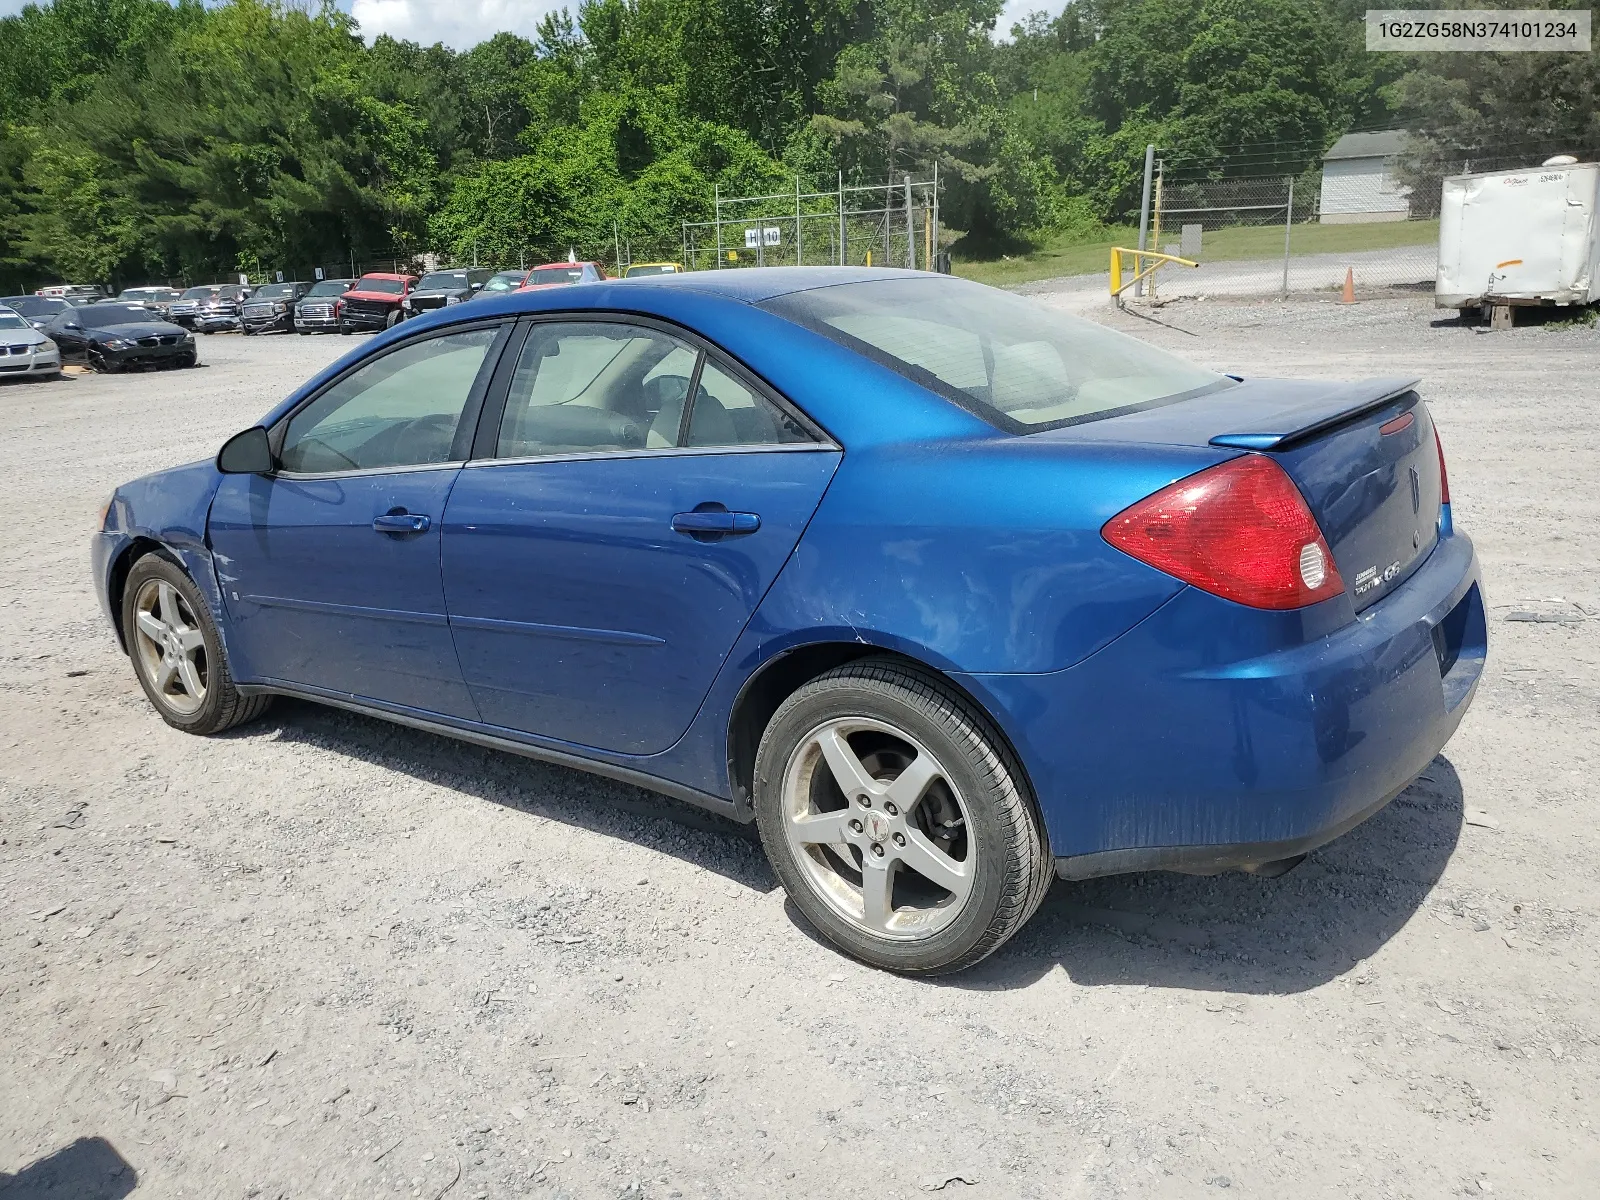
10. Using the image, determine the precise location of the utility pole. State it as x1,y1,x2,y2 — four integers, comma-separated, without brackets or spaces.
1281,175,1295,297
904,174,915,269
1135,143,1155,297
931,160,940,272
838,171,846,266
714,184,722,269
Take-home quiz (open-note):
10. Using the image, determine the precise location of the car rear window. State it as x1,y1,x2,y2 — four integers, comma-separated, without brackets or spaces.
760,276,1231,432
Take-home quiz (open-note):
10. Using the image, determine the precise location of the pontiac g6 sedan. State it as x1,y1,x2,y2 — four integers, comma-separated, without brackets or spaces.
91,268,1485,974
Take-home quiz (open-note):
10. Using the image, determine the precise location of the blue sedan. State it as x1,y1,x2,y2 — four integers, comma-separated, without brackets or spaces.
91,268,1485,973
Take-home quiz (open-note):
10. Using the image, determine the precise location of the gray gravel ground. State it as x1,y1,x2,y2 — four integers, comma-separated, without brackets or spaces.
2,299,1597,1200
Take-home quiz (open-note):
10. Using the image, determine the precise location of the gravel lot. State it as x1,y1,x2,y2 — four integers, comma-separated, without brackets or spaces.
2,299,1597,1200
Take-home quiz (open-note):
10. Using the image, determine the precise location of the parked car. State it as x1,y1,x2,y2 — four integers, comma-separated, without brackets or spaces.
0,294,74,332
401,268,494,318
623,262,682,278
168,284,250,332
292,279,355,334
476,269,533,298
516,262,608,290
116,287,184,318
36,283,103,303
90,267,1484,975
46,301,195,372
338,273,417,333
241,281,313,334
0,304,63,380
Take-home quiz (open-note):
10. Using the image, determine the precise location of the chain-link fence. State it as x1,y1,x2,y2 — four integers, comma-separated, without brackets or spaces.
683,174,946,272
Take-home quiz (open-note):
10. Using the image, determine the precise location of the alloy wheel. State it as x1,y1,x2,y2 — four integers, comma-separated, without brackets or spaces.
780,717,974,941
131,578,208,716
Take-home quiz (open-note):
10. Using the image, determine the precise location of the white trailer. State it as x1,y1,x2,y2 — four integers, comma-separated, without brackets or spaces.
1436,162,1600,313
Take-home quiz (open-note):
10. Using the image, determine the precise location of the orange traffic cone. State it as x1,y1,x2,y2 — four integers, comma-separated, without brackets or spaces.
1341,267,1355,304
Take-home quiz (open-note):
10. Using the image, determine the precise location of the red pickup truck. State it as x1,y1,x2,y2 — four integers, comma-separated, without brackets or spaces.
337,272,418,333
515,262,609,291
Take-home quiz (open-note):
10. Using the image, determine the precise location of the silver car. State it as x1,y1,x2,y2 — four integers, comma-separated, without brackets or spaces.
0,305,62,380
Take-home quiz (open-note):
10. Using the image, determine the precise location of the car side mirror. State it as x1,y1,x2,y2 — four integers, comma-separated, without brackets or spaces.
217,426,274,475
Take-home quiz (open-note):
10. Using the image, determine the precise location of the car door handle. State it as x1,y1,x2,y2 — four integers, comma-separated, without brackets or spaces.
671,510,760,536
372,512,431,534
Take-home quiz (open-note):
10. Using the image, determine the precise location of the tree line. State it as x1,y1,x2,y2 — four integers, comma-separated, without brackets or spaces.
0,0,1593,290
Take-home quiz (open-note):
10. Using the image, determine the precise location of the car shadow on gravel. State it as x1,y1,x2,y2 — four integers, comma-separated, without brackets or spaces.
0,1136,137,1199
946,755,1465,995
249,699,776,890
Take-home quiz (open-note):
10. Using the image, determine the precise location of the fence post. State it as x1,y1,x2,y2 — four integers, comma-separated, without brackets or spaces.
614,220,621,276
838,171,846,266
714,184,722,269
1135,143,1155,297
796,176,803,267
931,160,940,271
1281,175,1294,298
682,222,688,271
904,174,915,269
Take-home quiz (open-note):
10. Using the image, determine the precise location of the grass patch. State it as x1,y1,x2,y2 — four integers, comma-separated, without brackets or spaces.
955,219,1440,289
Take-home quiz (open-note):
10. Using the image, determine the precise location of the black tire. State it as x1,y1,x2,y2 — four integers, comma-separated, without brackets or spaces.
120,553,273,735
384,309,401,329
176,353,196,369
753,657,1052,974
339,322,351,335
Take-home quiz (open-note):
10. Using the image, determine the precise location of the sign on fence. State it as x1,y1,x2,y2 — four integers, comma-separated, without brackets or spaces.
744,226,781,249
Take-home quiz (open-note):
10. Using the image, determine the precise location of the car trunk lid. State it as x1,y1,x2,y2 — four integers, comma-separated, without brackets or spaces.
1053,377,1444,611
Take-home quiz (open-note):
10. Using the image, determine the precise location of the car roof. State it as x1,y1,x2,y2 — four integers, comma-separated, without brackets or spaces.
611,265,922,303
357,272,414,280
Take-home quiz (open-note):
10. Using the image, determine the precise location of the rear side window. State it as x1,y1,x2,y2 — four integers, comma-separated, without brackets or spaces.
761,276,1229,432
492,321,817,458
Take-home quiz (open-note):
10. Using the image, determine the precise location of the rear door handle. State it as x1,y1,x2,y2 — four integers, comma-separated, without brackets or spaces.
671,510,760,536
372,512,431,534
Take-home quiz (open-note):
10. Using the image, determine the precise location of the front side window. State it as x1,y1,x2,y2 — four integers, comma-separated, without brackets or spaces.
279,327,501,473
493,321,816,458
761,276,1230,432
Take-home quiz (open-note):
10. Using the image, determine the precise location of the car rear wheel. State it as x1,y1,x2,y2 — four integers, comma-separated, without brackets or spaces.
122,554,272,735
753,658,1052,974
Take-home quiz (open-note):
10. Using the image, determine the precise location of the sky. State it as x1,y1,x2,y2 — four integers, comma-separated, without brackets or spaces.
340,0,1057,46
0,0,1060,46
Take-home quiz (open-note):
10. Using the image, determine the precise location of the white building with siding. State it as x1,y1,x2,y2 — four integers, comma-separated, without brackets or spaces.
1319,130,1411,224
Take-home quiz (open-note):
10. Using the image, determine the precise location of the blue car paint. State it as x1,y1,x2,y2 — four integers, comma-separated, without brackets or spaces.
442,448,842,753
208,466,481,719
91,267,1484,877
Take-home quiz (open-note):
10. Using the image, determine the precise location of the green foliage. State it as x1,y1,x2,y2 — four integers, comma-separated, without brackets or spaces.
0,0,1475,287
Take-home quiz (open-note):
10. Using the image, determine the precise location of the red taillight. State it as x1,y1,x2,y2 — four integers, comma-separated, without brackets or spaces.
1434,425,1450,504
1102,455,1345,610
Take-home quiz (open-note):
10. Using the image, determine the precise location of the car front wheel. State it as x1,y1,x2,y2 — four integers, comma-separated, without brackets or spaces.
754,657,1052,974
121,554,272,735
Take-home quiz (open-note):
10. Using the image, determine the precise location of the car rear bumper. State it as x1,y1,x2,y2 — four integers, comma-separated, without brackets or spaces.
960,529,1485,877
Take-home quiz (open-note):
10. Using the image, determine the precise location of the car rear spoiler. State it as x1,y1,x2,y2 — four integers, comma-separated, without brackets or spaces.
1209,377,1422,451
